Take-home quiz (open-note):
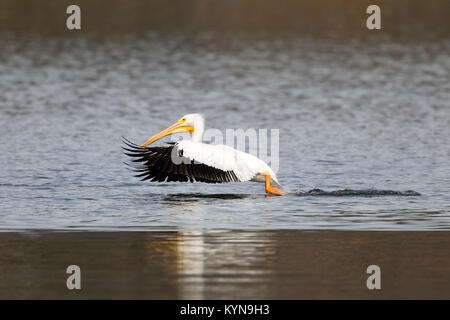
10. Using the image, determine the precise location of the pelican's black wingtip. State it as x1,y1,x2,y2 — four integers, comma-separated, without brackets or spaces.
121,136,137,146
121,136,154,152
121,137,142,152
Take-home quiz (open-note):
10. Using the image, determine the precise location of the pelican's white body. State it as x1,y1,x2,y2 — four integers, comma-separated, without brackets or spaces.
176,140,281,187
172,113,281,188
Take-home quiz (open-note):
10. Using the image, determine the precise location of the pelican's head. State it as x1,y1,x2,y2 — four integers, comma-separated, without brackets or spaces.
139,113,204,147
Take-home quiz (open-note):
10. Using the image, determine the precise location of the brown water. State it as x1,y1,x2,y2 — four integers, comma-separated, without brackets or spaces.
0,230,449,299
1,0,449,38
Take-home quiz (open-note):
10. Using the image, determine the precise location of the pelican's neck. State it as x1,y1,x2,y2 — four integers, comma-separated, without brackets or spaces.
191,118,204,143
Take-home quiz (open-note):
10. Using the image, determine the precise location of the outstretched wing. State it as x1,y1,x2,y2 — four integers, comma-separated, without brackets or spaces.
122,138,240,183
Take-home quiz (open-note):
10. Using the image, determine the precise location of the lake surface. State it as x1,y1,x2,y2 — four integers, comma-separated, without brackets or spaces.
1,230,449,299
0,34,449,231
1,3,450,299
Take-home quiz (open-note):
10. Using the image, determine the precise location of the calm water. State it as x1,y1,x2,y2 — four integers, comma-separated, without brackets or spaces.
0,34,449,231
1,230,449,299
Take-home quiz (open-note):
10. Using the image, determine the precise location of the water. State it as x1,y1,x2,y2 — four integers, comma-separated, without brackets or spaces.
1,230,449,299
1,1,450,300
0,34,449,231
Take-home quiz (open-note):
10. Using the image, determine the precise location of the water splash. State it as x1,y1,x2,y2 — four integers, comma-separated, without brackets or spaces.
295,189,421,197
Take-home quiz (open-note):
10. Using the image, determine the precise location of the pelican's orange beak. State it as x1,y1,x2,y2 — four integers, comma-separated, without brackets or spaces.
139,120,194,148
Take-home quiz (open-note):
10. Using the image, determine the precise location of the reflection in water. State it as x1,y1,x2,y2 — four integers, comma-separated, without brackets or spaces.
176,231,205,299
1,230,449,299
166,193,256,200
176,230,275,299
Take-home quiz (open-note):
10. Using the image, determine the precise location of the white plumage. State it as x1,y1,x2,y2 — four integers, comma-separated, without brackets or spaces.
176,140,280,186
124,113,282,195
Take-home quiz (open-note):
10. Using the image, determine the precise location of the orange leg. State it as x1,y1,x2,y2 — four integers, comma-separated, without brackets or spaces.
265,172,281,196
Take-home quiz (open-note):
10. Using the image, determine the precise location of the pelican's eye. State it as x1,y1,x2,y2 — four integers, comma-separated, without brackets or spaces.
180,118,186,124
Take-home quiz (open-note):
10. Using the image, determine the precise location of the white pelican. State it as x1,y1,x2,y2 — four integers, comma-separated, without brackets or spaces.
123,114,282,195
